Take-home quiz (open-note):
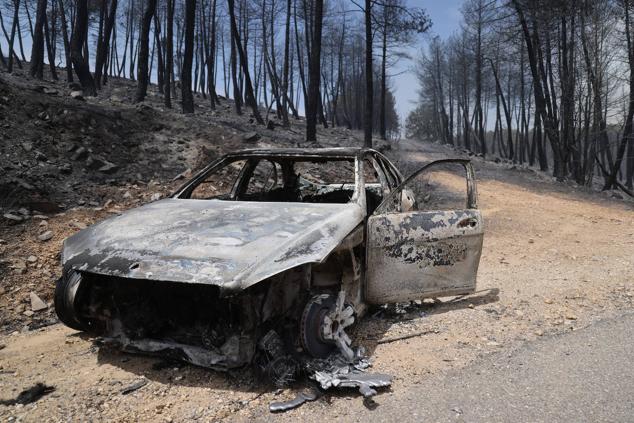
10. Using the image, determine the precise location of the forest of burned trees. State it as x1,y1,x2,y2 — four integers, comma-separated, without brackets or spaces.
408,0,634,193
0,0,429,144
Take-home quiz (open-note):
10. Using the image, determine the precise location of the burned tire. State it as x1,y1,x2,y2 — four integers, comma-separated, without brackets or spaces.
300,294,337,358
54,271,89,331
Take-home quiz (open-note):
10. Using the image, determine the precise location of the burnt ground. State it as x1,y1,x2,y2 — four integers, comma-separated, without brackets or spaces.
1,71,633,421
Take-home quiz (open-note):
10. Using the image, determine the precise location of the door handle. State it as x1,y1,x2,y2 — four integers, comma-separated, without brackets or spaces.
458,218,478,228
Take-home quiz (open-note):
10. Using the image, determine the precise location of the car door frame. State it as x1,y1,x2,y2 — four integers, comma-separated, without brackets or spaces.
363,158,483,304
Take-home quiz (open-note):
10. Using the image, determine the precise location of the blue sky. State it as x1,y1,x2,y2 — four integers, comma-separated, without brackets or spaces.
392,0,464,124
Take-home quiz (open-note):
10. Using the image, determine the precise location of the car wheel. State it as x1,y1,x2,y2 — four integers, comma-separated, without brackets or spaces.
300,292,356,359
300,294,337,358
54,271,89,331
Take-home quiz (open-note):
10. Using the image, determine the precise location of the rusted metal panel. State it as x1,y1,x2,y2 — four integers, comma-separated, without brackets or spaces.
365,209,484,304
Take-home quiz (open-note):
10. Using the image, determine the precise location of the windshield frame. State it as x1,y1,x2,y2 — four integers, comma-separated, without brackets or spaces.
172,153,365,205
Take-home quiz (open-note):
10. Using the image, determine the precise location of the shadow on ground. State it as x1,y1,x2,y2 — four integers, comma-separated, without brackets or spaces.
357,288,500,359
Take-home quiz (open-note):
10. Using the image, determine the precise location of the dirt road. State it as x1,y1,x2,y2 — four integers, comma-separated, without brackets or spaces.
1,140,632,422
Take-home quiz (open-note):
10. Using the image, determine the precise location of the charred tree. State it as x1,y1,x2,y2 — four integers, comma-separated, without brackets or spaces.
70,0,96,95
57,0,73,81
206,0,218,108
230,25,242,114
379,9,388,140
488,58,513,160
6,0,20,72
95,0,118,88
281,0,292,125
228,0,263,124
135,0,158,102
305,0,324,142
181,0,196,113
363,0,373,147
164,0,174,108
43,8,57,79
604,0,634,191
29,0,47,79
153,13,163,93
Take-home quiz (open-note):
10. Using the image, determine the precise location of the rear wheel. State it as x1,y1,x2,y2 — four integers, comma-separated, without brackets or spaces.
54,271,89,331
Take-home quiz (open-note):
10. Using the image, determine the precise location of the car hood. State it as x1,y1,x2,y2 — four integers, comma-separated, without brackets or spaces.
62,198,365,293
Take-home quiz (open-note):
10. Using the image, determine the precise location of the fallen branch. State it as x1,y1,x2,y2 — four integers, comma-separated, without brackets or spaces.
595,155,634,198
121,378,149,395
376,329,437,345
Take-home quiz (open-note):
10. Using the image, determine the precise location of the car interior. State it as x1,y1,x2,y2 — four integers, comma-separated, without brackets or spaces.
187,156,386,214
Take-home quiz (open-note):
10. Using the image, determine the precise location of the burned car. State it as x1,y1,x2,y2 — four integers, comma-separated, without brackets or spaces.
55,148,483,374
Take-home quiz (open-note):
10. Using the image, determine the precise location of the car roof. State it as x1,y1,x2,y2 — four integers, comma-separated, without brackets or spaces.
223,147,381,159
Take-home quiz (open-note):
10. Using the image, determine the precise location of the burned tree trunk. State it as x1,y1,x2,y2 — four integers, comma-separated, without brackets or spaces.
7,0,21,72
488,58,513,160
379,13,387,140
230,28,242,114
181,0,195,113
70,0,96,96
95,0,107,85
154,13,164,94
512,0,563,176
95,0,118,88
29,0,47,79
43,11,58,79
135,0,158,103
281,0,291,126
164,0,174,108
305,0,324,141
206,0,218,108
363,0,373,147
57,0,73,82
604,0,634,191
228,0,263,124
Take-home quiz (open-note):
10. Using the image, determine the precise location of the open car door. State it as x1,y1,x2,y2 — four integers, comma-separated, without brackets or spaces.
365,159,483,304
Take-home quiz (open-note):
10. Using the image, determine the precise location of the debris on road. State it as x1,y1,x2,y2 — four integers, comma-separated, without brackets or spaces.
265,349,391,412
37,231,53,242
308,352,392,398
269,388,320,412
376,329,437,345
121,379,149,395
30,292,48,311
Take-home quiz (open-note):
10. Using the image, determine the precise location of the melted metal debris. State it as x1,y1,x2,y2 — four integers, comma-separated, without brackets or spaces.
268,348,392,412
269,388,320,413
315,371,392,398
257,330,299,387
306,350,392,398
